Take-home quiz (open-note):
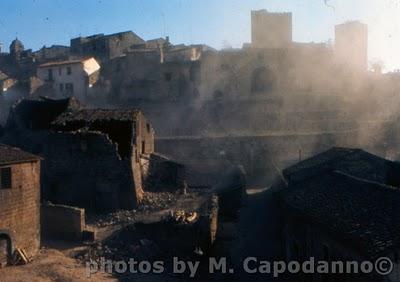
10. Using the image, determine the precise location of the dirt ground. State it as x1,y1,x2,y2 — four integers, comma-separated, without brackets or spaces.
0,249,115,282
0,187,274,282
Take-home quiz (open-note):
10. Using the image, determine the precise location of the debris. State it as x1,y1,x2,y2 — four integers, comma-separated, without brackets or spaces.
10,248,30,265
170,210,198,224
193,247,204,256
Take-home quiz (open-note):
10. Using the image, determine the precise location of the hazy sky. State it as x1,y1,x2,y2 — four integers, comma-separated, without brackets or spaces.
0,0,400,71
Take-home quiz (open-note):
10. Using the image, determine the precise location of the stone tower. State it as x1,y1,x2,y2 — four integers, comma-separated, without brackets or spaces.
335,21,368,71
251,10,292,49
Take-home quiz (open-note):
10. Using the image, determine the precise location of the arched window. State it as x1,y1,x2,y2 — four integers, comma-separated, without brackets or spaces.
251,66,276,93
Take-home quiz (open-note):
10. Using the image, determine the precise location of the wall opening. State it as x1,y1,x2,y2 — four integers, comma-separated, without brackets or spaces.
251,66,276,93
0,232,12,265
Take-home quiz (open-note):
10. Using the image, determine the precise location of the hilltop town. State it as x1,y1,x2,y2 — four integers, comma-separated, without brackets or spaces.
1,9,400,281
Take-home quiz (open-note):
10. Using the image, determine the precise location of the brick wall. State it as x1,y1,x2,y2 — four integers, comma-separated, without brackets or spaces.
0,161,41,260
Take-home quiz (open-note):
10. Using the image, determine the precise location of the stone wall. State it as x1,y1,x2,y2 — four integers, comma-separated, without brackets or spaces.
0,161,41,262
41,203,85,241
156,131,362,181
2,129,140,212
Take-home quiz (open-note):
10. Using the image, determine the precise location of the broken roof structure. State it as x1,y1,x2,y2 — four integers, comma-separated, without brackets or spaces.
53,108,141,125
9,97,81,130
5,97,155,211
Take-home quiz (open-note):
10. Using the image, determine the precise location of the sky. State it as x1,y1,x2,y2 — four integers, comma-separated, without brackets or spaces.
0,0,400,71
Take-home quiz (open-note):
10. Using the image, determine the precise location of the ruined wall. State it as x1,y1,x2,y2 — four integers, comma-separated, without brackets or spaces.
41,202,85,241
155,131,364,181
134,111,155,155
3,128,140,212
0,161,41,260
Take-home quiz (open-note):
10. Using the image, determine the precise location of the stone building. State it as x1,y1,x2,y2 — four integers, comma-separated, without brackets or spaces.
70,31,145,62
276,147,400,281
36,57,100,101
0,144,41,265
335,21,368,72
3,97,157,212
251,10,292,49
101,43,212,103
33,45,70,62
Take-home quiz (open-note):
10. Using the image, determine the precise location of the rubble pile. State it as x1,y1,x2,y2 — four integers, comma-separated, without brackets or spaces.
77,226,162,262
88,192,181,227
137,192,178,211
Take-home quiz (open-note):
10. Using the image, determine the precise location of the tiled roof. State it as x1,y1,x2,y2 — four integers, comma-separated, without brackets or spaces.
283,147,391,184
52,109,141,125
0,144,41,165
38,58,92,68
283,171,400,259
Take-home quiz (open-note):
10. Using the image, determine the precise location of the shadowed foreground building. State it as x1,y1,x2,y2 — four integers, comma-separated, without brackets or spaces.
4,97,155,212
0,144,41,265
277,148,400,281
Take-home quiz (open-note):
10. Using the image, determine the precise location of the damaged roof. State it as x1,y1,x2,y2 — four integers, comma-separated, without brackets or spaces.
10,97,81,130
52,108,141,125
283,170,400,259
0,144,41,165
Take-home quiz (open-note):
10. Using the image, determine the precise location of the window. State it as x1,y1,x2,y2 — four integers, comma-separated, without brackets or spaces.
142,141,146,154
1,167,12,189
47,69,53,81
164,72,172,82
58,67,62,76
65,83,74,94
146,123,150,133
251,66,275,93
59,83,64,92
67,66,72,75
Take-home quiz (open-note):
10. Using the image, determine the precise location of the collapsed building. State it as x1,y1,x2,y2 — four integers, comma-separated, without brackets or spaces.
2,97,161,212
0,144,41,266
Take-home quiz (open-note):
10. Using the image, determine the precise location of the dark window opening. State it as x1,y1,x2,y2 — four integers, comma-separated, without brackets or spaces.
89,121,133,158
1,167,12,189
58,68,62,76
142,141,145,154
59,83,64,92
251,66,275,93
164,73,172,81
67,66,72,75
65,83,74,94
146,123,150,133
47,69,53,81
0,233,12,265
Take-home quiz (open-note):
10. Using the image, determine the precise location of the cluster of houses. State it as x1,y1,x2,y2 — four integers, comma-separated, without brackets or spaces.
1,10,400,281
